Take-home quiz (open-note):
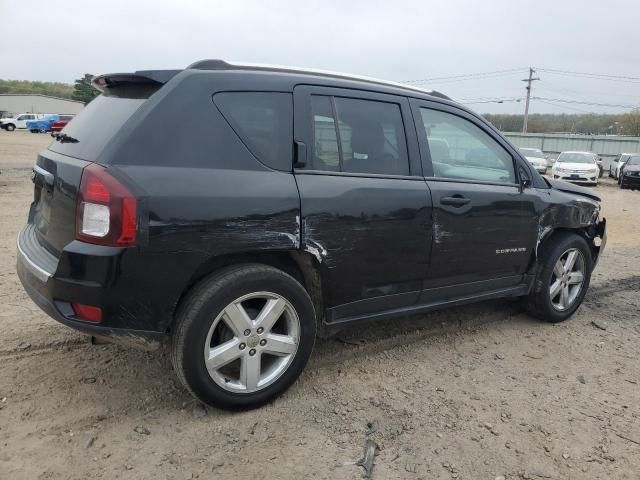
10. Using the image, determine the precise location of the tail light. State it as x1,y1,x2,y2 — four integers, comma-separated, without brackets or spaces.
76,164,137,246
72,303,102,323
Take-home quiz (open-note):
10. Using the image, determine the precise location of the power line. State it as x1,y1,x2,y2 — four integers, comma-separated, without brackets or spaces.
536,67,640,83
534,99,595,114
461,97,522,105
403,68,526,85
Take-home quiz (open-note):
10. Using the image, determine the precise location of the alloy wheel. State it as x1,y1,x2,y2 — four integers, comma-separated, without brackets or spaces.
203,292,300,393
549,248,586,311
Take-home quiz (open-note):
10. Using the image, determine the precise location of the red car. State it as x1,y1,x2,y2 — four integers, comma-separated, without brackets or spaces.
50,115,74,134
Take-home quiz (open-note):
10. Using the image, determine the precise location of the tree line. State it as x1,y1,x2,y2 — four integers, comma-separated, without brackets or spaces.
0,74,100,105
2,75,639,133
483,110,640,137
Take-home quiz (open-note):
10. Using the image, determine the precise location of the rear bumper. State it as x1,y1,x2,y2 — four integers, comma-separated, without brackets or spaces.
16,225,166,346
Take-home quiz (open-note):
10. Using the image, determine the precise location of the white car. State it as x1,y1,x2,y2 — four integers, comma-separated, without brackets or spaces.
551,151,600,186
519,147,548,174
609,153,636,180
0,113,52,131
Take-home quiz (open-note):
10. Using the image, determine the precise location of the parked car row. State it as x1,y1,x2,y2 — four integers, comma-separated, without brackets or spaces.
518,147,640,190
0,113,74,132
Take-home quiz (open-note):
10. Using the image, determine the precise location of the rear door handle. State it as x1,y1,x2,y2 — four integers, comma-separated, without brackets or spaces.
440,195,470,207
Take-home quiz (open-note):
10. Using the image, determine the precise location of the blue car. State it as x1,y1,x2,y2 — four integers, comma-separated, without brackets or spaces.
26,115,60,133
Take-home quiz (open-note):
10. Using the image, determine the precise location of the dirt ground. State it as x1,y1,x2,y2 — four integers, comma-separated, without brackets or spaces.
1,130,639,480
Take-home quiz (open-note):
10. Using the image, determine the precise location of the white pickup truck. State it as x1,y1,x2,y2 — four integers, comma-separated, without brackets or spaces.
0,113,53,131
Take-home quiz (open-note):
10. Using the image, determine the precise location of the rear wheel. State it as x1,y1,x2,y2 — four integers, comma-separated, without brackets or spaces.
526,233,592,323
171,264,316,410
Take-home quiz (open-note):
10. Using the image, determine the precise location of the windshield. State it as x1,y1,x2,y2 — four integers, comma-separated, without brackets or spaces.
520,148,544,158
556,152,597,164
626,156,640,166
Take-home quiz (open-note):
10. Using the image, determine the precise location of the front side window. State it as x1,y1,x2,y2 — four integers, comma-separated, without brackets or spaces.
215,92,293,171
419,108,515,184
310,95,409,176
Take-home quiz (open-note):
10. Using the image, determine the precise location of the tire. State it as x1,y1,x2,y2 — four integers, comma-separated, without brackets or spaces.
171,264,316,410
5,123,15,132
620,178,626,189
525,232,592,323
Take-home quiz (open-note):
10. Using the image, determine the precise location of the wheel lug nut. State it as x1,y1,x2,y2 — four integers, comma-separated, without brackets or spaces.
239,343,246,350
243,329,251,336
257,327,264,334
260,339,267,346
249,349,256,356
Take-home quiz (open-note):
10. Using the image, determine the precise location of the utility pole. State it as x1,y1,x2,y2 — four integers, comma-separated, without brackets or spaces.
522,67,540,133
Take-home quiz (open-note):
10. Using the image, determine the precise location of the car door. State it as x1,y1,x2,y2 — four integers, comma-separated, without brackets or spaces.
293,86,433,323
16,115,30,128
410,99,537,297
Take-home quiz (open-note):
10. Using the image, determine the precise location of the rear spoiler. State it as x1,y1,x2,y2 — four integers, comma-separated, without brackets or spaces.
91,70,181,92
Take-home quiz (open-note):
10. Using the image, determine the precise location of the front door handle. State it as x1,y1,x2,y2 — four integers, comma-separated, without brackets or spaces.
440,195,470,207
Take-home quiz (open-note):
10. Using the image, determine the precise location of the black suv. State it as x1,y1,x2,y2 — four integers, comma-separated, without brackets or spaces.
17,60,606,409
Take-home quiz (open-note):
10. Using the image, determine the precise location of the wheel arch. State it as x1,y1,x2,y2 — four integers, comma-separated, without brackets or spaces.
534,225,601,270
168,250,326,334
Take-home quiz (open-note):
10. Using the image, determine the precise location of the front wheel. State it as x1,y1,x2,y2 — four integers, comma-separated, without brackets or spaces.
171,264,316,410
5,124,15,131
525,233,592,323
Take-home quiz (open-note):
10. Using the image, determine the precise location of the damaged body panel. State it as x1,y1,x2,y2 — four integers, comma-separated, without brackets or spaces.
525,180,605,266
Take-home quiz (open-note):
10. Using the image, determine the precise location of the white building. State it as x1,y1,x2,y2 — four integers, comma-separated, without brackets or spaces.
0,94,84,117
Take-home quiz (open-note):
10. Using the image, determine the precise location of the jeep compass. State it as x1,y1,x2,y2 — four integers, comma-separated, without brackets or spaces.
17,60,606,409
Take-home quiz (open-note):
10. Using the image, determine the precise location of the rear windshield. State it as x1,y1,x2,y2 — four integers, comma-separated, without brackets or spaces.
47,89,153,161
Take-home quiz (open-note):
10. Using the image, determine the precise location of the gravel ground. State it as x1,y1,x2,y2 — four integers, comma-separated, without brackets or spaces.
1,130,639,480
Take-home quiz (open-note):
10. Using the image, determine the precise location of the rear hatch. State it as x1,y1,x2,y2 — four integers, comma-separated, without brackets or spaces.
29,71,177,256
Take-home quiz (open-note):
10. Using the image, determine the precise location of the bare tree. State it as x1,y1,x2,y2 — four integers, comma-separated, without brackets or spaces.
622,108,640,137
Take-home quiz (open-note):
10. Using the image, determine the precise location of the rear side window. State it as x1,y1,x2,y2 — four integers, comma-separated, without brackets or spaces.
310,95,409,176
214,92,293,171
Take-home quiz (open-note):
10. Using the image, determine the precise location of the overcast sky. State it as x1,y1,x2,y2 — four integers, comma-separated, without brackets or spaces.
1,0,639,114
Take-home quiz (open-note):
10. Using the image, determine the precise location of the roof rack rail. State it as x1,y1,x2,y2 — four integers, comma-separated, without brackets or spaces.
186,59,451,100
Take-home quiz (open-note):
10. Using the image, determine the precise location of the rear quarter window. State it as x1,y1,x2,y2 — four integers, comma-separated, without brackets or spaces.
214,92,293,171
